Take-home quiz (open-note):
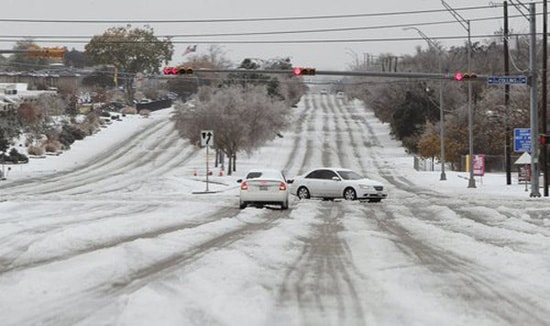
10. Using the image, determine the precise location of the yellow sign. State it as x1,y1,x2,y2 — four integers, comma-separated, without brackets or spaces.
27,46,65,58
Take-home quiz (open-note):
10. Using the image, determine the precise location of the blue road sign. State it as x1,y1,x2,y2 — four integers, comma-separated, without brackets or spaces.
487,75,527,85
514,128,531,152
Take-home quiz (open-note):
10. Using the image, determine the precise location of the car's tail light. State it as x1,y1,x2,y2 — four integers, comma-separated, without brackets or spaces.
241,181,248,190
279,182,287,191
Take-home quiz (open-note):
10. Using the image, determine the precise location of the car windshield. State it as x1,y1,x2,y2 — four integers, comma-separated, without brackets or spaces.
337,170,363,180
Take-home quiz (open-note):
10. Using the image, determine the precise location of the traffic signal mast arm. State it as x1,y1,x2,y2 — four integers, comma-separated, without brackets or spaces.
160,67,489,81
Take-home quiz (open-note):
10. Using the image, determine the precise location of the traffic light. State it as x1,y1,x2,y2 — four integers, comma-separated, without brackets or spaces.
292,67,316,76
453,72,477,81
540,134,550,145
163,66,194,75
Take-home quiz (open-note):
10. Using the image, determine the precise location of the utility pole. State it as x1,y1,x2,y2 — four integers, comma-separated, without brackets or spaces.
504,1,512,186
528,3,541,197
509,0,541,197
543,0,548,197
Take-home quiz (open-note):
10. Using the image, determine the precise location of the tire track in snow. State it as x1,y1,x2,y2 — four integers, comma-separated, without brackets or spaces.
8,209,287,326
1,117,173,195
283,96,315,177
0,205,240,275
364,205,549,325
0,117,169,191
276,202,366,325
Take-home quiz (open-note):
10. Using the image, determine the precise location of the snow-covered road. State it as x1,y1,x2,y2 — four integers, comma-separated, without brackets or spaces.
0,94,549,326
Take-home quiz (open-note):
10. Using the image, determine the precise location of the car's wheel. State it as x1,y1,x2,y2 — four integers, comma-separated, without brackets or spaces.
343,187,357,200
281,200,289,210
239,201,247,209
297,186,311,199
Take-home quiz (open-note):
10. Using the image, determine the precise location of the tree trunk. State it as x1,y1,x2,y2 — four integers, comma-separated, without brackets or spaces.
125,77,135,105
227,153,233,176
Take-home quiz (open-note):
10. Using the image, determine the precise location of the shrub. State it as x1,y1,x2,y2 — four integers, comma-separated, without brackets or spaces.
9,148,29,163
44,140,62,153
121,107,137,115
139,109,151,118
63,124,86,141
27,145,45,156
79,121,99,135
59,127,75,148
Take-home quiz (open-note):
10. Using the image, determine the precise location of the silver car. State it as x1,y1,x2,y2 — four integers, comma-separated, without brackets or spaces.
237,168,290,210
289,167,387,202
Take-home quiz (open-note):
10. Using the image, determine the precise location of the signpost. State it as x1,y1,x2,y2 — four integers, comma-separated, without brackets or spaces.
201,130,214,192
487,75,527,85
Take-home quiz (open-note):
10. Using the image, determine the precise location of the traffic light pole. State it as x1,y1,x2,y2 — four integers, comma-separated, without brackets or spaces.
403,26,446,181
442,0,476,188
466,21,476,188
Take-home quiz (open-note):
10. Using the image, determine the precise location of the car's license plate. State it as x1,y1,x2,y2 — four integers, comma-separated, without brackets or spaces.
259,185,268,191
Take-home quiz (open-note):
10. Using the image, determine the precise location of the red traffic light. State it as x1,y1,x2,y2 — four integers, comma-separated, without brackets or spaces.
292,67,316,76
163,67,177,75
163,66,193,75
453,72,477,81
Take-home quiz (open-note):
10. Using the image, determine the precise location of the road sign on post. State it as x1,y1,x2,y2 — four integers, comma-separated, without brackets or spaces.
514,128,531,152
200,130,214,192
487,75,527,85
201,130,214,147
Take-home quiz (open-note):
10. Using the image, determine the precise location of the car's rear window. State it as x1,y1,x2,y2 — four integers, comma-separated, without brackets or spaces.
246,172,263,179
246,171,282,180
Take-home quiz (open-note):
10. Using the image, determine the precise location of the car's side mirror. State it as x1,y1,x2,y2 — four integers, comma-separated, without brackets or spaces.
236,179,243,183
332,176,340,181
287,179,294,184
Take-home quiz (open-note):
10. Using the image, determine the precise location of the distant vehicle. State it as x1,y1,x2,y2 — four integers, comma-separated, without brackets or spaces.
336,91,345,99
237,168,290,210
288,167,387,202
320,89,328,95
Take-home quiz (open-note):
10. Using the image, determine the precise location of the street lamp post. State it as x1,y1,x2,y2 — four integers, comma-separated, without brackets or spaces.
404,27,446,180
442,0,475,188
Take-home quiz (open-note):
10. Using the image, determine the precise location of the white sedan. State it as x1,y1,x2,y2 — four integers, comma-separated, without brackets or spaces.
289,167,387,202
237,168,290,210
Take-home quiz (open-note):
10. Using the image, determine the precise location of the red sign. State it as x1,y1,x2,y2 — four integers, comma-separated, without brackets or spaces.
473,154,485,176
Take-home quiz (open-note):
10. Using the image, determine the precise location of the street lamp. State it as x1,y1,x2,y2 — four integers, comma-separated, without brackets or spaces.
404,27,447,181
442,0,475,188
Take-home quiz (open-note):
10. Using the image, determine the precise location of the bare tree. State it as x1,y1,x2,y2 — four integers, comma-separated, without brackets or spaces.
173,85,290,175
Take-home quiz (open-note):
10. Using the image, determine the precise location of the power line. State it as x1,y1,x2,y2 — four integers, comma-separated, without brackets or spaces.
0,13,529,41
0,33,534,45
0,4,505,24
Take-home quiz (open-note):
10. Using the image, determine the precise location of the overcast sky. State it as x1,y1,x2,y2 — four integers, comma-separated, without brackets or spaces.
0,0,540,70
